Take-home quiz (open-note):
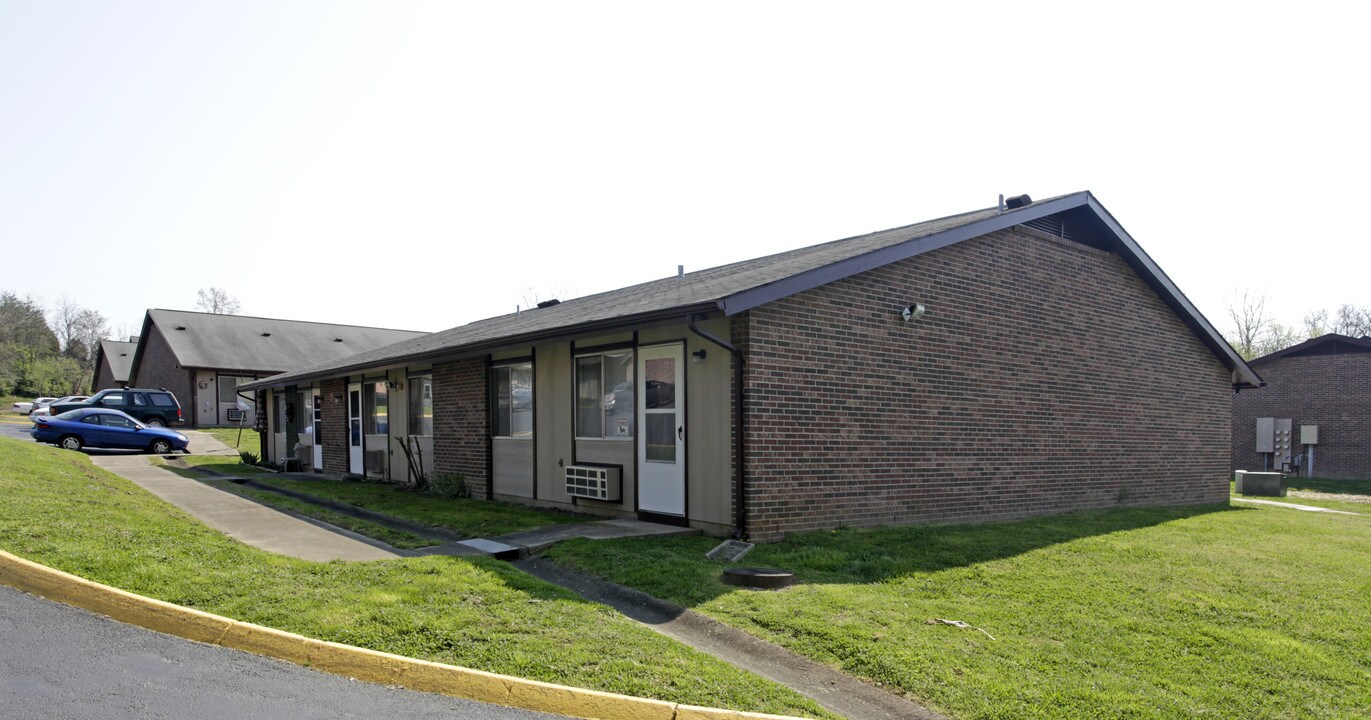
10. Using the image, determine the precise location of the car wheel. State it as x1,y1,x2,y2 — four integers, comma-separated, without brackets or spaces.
149,439,173,455
58,435,83,451
145,418,165,427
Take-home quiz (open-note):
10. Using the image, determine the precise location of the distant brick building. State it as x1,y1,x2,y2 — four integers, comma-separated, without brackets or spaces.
245,192,1260,541
1232,334,1371,481
92,339,137,390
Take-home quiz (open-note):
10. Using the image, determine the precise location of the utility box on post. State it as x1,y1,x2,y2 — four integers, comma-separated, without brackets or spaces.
1300,425,1318,445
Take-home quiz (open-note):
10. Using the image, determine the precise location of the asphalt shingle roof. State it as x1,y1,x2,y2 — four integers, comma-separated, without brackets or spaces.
242,191,1261,390
139,309,428,374
98,340,137,383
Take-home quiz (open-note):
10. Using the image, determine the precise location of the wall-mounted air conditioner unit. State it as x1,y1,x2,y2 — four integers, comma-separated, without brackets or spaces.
565,464,621,502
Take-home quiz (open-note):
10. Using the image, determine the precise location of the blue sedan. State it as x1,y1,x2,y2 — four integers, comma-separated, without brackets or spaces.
32,408,190,454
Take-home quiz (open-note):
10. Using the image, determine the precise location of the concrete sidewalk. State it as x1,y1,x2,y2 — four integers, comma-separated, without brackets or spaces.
90,455,401,561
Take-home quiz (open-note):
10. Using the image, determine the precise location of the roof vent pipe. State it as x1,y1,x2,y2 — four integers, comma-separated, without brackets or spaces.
677,265,684,279
998,194,1005,211
1004,194,1033,209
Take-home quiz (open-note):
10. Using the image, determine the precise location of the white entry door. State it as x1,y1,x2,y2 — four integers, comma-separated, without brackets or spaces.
347,383,363,475
637,344,685,517
311,388,323,471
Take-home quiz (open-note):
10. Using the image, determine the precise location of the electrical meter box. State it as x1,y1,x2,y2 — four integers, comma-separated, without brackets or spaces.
1300,425,1318,445
1256,418,1293,468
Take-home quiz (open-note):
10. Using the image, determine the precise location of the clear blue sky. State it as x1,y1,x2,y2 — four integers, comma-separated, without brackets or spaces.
4,1,1367,339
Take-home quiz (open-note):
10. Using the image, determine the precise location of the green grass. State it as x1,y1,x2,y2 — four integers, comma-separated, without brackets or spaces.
241,474,592,539
0,438,832,719
199,478,436,549
1288,476,1371,496
198,426,262,452
151,454,270,473
1230,478,1371,514
546,503,1371,720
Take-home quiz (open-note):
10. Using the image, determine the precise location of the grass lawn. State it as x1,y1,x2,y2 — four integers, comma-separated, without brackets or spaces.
200,478,436,549
234,474,594,539
198,426,262,452
0,438,832,719
1231,478,1371,514
546,503,1371,720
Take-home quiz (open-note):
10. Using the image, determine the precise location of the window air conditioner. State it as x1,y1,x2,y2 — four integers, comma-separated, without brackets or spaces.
565,464,621,502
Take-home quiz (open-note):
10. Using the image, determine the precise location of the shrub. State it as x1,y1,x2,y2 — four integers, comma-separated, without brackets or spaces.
238,450,260,466
429,473,470,498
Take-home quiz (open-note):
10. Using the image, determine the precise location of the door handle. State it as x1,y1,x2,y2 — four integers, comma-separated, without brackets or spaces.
678,426,684,441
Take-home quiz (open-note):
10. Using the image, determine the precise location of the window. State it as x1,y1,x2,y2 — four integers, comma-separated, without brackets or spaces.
219,376,249,404
99,392,127,406
102,414,138,429
150,393,177,407
408,375,433,436
132,393,147,406
490,362,533,439
364,382,388,434
575,349,633,439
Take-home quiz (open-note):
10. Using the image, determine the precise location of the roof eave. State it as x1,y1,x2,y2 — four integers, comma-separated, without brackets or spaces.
239,302,722,392
1083,195,1263,389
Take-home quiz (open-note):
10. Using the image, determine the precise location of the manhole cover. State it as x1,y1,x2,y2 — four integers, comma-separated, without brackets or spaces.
721,567,794,590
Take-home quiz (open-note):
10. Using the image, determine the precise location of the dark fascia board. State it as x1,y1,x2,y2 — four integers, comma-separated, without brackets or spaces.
720,193,1092,316
239,303,720,392
1083,196,1262,389
1249,333,1371,365
719,191,1262,389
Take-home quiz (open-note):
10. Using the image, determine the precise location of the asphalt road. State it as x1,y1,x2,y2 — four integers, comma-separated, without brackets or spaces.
1,583,570,719
0,417,36,442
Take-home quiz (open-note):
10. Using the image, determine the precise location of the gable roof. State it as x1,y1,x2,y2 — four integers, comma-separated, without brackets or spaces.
129,309,429,378
95,339,137,384
1249,333,1371,365
242,191,1261,391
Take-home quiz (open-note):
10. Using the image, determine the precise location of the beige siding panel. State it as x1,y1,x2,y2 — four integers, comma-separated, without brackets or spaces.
491,347,533,362
493,438,535,498
535,343,574,503
574,331,633,348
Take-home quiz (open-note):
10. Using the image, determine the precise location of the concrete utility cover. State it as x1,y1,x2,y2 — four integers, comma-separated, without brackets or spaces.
721,567,795,590
705,539,754,562
456,538,524,559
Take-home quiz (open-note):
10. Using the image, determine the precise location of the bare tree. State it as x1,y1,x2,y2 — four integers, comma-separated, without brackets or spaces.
1225,290,1270,360
1331,304,1371,337
1302,309,1328,339
196,287,242,315
517,284,578,312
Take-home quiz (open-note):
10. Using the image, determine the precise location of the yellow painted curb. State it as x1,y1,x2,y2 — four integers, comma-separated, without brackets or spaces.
0,549,810,720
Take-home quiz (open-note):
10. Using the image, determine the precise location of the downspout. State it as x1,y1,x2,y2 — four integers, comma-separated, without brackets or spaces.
687,315,747,539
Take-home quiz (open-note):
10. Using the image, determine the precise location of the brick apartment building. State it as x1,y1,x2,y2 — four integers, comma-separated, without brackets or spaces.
1232,334,1371,480
243,191,1260,541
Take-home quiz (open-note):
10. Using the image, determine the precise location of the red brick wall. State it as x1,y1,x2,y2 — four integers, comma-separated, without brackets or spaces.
1232,353,1371,480
320,378,348,476
740,226,1232,541
433,358,490,498
129,324,194,426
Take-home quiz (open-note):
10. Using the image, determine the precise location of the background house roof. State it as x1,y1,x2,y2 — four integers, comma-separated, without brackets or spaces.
96,339,137,383
243,192,1261,390
1249,333,1371,365
130,309,429,377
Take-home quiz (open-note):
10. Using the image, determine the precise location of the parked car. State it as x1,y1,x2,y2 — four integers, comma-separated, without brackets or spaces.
12,397,58,416
48,388,183,427
31,408,189,454
30,395,89,419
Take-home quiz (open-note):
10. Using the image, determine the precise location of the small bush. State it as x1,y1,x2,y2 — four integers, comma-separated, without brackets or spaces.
429,473,470,498
238,450,260,466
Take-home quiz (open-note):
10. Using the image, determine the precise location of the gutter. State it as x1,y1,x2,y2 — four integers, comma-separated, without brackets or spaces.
687,314,747,539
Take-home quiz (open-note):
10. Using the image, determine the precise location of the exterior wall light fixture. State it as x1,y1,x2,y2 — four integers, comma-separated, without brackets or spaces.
692,349,707,362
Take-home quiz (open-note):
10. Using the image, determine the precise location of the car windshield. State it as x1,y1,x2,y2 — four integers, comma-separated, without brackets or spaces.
54,410,85,421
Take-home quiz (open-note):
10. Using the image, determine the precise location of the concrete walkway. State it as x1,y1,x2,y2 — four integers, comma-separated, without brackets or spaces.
90,455,401,561
1231,496,1368,516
